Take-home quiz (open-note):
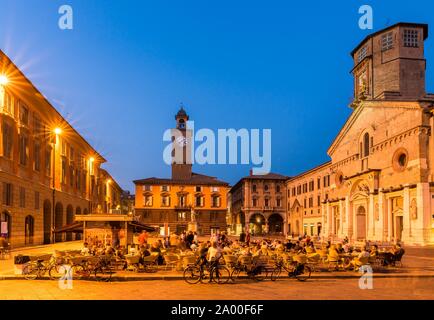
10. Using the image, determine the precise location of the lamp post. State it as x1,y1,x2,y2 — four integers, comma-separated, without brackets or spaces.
51,127,62,244
88,157,95,214
107,179,112,213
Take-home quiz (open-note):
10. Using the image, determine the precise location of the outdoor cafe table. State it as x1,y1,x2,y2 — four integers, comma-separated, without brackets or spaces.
339,252,358,265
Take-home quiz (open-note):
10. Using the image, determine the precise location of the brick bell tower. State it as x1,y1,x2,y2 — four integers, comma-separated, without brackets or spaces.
171,106,193,180
350,22,428,104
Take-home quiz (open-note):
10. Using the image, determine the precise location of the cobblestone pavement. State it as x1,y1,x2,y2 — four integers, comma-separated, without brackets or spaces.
0,277,433,300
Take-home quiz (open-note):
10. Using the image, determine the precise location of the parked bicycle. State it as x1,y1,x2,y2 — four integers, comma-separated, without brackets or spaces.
230,255,270,282
270,255,312,282
23,255,64,280
69,255,114,282
183,256,231,284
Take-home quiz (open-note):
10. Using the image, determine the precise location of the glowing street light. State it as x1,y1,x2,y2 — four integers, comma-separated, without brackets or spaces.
89,157,95,163
54,127,62,135
0,75,8,86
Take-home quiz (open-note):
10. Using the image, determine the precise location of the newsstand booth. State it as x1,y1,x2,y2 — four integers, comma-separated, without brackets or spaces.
74,214,155,247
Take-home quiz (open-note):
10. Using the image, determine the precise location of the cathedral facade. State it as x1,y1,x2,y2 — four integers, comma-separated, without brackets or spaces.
286,22,434,245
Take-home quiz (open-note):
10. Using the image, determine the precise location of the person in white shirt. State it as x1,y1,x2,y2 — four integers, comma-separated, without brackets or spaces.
207,242,222,263
346,247,370,270
80,242,90,256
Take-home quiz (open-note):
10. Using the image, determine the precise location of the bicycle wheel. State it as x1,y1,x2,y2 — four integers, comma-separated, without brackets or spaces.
23,263,39,280
295,265,311,282
252,266,267,281
270,267,282,281
49,265,69,280
212,265,231,284
94,266,112,282
230,268,242,281
183,265,201,284
71,265,90,279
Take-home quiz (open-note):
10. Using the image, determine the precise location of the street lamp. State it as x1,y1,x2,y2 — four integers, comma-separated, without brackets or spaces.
0,75,8,86
51,127,62,244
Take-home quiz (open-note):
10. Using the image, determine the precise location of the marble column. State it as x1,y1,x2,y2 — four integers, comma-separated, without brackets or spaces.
416,183,431,245
378,189,385,242
402,185,410,242
387,198,393,242
339,200,344,239
325,202,331,238
331,206,336,237
344,196,351,238
368,192,375,239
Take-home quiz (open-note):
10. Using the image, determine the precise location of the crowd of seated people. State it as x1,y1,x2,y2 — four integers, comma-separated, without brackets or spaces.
77,231,406,273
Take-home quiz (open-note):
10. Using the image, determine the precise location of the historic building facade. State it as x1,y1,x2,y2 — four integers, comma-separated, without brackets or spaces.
287,22,434,245
229,172,288,236
0,50,121,247
133,108,229,236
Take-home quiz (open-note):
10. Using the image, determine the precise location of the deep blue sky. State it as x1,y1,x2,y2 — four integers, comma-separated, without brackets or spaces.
1,0,433,191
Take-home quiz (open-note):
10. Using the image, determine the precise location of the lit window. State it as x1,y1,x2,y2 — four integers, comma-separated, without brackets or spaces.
2,122,13,158
195,196,203,207
19,103,29,126
19,134,28,166
212,196,221,208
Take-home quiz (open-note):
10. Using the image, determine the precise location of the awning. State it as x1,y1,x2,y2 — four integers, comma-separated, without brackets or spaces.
129,221,156,232
53,222,83,234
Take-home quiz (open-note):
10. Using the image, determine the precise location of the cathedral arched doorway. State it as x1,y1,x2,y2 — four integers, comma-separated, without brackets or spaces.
356,206,367,240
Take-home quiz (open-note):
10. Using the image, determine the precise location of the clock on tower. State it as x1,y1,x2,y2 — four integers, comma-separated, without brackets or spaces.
171,106,192,180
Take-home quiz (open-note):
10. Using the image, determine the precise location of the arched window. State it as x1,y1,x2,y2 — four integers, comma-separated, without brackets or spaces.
363,133,370,157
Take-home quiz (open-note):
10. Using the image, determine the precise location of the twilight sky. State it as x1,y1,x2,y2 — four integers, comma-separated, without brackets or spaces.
0,0,433,192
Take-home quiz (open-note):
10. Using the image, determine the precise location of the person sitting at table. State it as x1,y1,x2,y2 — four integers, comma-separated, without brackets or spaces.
240,246,252,257
370,245,378,257
150,241,164,265
305,242,316,254
343,242,351,253
275,241,284,252
293,241,302,252
80,242,91,256
140,244,151,257
383,244,404,266
327,244,340,262
336,243,344,254
163,237,170,249
346,247,370,271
